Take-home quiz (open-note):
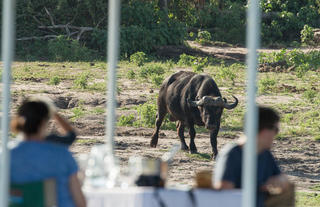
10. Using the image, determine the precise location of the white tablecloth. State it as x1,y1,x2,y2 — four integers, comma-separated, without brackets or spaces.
83,187,242,207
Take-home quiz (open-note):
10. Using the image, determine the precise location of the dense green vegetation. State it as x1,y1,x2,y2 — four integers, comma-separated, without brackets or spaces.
259,49,320,77
13,0,185,60
2,0,319,61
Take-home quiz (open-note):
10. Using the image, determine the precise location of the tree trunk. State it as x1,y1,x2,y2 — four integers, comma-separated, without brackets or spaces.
195,0,206,10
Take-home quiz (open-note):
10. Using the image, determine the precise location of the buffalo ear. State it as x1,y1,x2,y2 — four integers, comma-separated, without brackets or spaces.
187,98,198,107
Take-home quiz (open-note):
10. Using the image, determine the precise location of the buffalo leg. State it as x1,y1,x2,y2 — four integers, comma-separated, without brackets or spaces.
189,125,197,154
210,123,220,159
177,121,188,150
150,109,166,148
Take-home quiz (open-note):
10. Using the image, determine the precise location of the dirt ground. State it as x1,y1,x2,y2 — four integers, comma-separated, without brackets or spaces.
9,43,320,192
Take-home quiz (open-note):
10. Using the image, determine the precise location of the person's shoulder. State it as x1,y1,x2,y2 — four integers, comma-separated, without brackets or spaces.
44,142,75,163
46,142,71,152
261,150,279,165
261,150,275,158
216,143,241,162
220,143,240,156
10,141,70,161
34,141,71,155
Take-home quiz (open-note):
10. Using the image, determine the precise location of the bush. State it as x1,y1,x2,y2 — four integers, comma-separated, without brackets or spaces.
118,114,135,126
130,52,147,66
89,1,186,57
301,25,315,45
178,54,197,66
260,1,320,45
296,63,310,78
259,49,320,76
48,36,95,61
196,30,212,45
192,57,208,73
150,74,164,87
117,103,176,130
138,64,166,79
71,106,85,121
136,103,157,128
178,54,209,72
134,102,176,130
213,2,246,44
49,76,61,85
218,63,237,85
122,19,186,56
303,88,317,101
127,69,136,80
74,72,90,89
16,40,50,61
259,76,276,94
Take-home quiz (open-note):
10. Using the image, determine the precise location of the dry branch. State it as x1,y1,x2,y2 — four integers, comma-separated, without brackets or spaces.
17,7,95,41
17,35,58,41
44,7,55,26
38,25,93,40
17,32,79,41
38,25,93,31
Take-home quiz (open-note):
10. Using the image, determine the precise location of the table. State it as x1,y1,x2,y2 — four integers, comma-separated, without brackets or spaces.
83,187,242,207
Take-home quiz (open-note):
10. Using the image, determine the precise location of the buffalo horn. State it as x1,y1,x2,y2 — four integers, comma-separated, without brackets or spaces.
190,97,205,106
223,95,238,109
191,96,223,107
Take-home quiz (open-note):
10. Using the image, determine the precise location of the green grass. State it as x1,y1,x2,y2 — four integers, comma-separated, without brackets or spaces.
88,82,106,92
12,62,107,82
186,153,211,161
49,76,61,85
76,138,104,145
309,184,320,191
259,75,277,94
71,106,86,121
118,114,136,126
314,135,320,142
91,107,105,115
296,192,320,207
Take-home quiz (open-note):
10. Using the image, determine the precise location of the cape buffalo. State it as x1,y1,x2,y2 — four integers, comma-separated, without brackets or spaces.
150,71,238,158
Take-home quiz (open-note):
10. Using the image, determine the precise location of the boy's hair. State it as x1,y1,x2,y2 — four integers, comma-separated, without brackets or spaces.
258,106,280,132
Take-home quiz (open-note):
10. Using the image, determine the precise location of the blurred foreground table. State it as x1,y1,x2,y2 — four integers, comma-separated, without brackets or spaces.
83,187,242,207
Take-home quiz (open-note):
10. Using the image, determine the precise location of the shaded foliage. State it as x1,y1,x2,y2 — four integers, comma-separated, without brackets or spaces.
12,0,186,60
4,0,320,60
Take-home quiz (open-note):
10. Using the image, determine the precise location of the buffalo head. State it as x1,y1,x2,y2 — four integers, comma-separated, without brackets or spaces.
189,95,238,130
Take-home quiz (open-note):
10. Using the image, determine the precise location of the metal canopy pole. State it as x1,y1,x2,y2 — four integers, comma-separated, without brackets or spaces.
106,0,121,155
0,0,16,206
242,0,261,207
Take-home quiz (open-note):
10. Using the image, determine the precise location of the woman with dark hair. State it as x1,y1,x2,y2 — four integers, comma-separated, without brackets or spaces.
10,98,86,207
11,96,77,146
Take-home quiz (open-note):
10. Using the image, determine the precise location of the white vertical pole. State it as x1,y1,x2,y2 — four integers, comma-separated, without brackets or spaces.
0,0,16,206
242,0,260,207
106,0,121,155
